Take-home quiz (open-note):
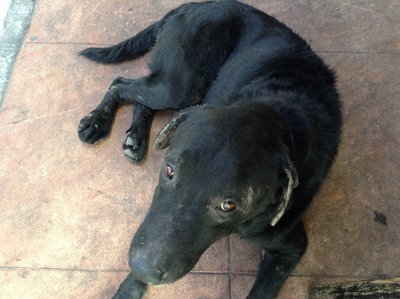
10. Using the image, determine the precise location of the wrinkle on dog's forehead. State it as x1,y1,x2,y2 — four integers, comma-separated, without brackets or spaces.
246,186,254,206
242,186,261,214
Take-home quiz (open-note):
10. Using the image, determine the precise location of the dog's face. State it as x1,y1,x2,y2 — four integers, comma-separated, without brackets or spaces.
129,105,298,285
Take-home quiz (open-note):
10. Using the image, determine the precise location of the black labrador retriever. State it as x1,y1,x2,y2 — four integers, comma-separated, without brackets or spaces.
78,0,342,298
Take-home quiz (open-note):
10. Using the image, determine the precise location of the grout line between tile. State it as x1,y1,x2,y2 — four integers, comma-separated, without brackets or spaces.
288,274,387,280
315,49,400,56
0,104,95,131
22,41,400,56
0,265,387,281
228,235,233,299
191,271,257,276
0,265,129,273
26,41,113,47
0,265,256,276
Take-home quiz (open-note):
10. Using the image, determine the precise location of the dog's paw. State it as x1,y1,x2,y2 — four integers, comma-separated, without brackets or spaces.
78,110,113,144
112,273,147,299
122,130,147,163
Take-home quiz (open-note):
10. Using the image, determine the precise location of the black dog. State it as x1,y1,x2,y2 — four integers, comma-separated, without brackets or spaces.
78,1,342,298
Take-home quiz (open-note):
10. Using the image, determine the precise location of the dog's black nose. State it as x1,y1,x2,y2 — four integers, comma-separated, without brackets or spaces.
130,257,166,285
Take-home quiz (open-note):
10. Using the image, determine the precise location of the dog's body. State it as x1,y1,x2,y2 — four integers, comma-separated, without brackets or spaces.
78,1,342,298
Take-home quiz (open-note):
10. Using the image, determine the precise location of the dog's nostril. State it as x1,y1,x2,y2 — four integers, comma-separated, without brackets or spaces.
135,235,146,247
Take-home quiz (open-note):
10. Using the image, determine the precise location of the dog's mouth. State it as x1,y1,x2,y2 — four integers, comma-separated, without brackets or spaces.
129,253,199,285
130,265,171,285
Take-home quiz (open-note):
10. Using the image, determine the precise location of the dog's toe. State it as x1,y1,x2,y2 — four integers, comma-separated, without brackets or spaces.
125,136,138,149
78,116,98,144
78,111,112,144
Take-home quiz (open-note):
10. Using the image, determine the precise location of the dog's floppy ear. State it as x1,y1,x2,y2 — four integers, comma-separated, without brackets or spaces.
270,153,299,227
154,105,210,150
153,112,189,150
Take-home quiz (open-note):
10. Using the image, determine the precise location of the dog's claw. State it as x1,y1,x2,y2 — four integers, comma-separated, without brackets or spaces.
124,148,137,160
125,136,135,147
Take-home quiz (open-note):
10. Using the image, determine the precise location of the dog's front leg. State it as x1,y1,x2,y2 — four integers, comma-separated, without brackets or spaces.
123,103,154,163
112,272,147,299
246,221,308,299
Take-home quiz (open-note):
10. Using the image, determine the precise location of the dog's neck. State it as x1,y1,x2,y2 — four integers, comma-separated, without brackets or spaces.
252,94,313,169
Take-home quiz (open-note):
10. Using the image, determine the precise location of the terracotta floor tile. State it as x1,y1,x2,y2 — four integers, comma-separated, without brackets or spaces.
27,0,400,52
0,269,228,299
229,235,261,274
231,274,256,299
292,53,400,277
0,42,150,127
2,1,400,298
144,273,229,299
27,0,184,44
0,269,126,299
248,0,400,53
192,237,230,273
0,107,163,270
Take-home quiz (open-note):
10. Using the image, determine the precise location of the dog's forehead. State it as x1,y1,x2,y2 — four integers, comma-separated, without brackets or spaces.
174,106,282,147
166,140,274,191
167,139,235,170
167,120,228,154
165,138,242,185
164,109,282,184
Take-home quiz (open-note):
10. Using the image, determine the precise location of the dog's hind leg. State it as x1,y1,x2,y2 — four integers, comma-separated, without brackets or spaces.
245,222,308,299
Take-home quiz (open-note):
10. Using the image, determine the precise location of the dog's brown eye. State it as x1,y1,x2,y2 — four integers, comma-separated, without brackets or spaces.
165,164,174,179
219,199,236,212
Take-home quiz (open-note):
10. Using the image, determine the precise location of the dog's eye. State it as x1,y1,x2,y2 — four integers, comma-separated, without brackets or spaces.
219,199,236,212
165,164,174,179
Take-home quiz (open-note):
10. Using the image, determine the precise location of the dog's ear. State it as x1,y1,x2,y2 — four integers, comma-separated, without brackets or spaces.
270,152,299,226
154,105,210,150
153,112,189,150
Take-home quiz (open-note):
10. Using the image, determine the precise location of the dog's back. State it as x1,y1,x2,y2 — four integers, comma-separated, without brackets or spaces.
168,0,342,216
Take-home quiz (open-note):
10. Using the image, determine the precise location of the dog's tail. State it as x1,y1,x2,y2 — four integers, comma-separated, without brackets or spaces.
79,7,181,64
79,22,160,64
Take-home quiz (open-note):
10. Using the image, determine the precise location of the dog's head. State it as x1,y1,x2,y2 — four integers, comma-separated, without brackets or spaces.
129,104,298,284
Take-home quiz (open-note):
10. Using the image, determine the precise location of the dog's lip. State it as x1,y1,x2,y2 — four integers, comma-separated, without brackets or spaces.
131,270,164,285
132,270,180,285
160,272,170,284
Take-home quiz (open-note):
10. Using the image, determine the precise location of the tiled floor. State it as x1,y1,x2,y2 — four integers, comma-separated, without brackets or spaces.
1,1,399,298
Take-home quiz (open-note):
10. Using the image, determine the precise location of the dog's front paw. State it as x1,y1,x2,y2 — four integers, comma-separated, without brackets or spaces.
78,110,113,144
122,129,147,163
112,273,147,299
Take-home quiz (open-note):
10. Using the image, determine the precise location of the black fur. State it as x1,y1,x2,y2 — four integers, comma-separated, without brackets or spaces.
78,1,341,298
